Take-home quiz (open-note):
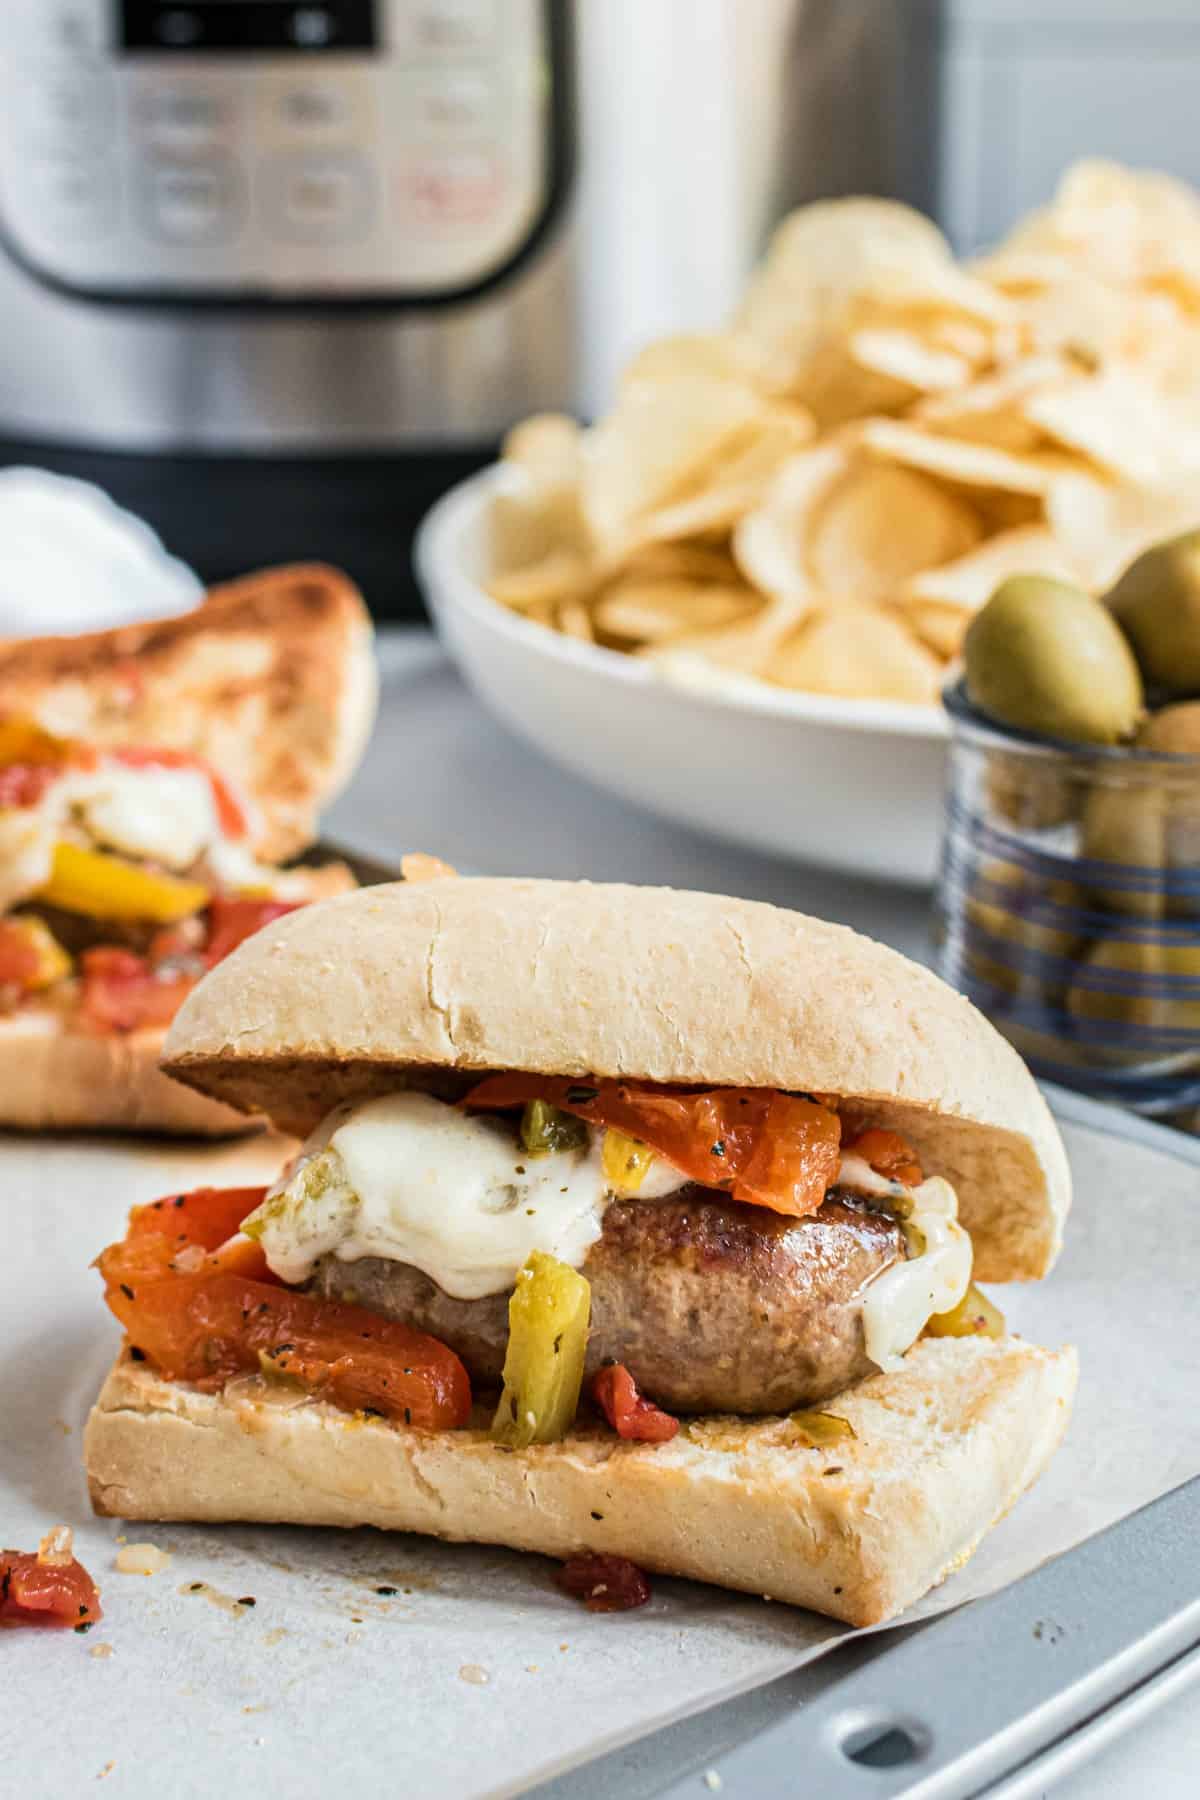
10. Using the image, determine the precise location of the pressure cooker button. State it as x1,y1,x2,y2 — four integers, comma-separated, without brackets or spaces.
263,151,374,244
402,70,496,139
135,84,234,149
405,0,496,57
403,149,503,229
19,68,116,151
139,152,242,245
29,156,118,239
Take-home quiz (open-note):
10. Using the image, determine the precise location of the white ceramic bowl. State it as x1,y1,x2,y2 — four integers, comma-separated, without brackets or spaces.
416,467,950,885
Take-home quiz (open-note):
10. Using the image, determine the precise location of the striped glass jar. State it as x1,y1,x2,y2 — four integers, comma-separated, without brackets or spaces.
937,682,1200,1130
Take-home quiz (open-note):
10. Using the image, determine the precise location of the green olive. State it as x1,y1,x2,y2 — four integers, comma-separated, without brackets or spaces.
964,858,1083,999
1105,529,1200,698
1080,780,1169,919
965,575,1144,745
985,749,1080,831
1066,935,1200,1066
1080,707,1200,916
1139,700,1200,755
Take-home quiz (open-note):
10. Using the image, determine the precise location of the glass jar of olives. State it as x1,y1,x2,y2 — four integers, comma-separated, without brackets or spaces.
937,681,1200,1130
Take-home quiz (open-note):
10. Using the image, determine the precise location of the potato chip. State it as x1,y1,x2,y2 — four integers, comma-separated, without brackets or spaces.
805,462,981,601
557,598,595,643
897,600,969,661
913,357,1068,451
629,406,813,544
857,419,1073,497
592,579,760,646
488,548,593,612
1024,366,1200,488
619,541,743,586
735,199,957,389
637,595,811,680
899,525,1083,613
732,444,850,604
621,332,774,393
767,605,944,705
734,442,981,607
581,369,764,555
848,328,973,396
1046,473,1200,589
501,412,583,488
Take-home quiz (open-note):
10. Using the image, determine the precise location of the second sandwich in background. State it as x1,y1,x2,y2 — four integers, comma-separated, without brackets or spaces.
0,564,376,1134
85,876,1077,1625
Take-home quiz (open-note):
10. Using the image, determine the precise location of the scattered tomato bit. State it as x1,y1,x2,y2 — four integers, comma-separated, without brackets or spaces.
591,1364,679,1443
1,1527,101,1630
555,1553,651,1613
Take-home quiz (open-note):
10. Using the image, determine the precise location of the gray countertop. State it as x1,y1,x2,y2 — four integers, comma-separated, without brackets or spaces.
326,629,1200,1800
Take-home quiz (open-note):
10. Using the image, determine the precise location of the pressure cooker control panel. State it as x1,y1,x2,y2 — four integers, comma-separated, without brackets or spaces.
0,0,564,303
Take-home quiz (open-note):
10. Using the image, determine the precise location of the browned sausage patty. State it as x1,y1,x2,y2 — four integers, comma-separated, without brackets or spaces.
309,1188,905,1414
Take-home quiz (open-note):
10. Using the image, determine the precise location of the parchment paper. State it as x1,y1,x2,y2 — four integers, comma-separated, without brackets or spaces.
3,1108,1197,1799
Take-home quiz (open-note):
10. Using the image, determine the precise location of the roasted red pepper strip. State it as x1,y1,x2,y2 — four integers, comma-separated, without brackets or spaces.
1,1549,101,1630
78,947,198,1034
101,1268,471,1426
555,1554,651,1613
96,1187,472,1429
204,897,301,967
464,1076,842,1220
592,1365,679,1443
0,920,45,988
841,1127,923,1188
128,1186,267,1250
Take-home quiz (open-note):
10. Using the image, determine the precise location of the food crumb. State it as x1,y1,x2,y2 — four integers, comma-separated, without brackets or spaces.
703,1771,723,1792
559,1643,569,1653
458,1663,490,1686
53,1417,72,1436
90,1643,114,1661
96,1763,114,1781
346,1630,364,1646
116,1542,172,1577
525,1664,539,1674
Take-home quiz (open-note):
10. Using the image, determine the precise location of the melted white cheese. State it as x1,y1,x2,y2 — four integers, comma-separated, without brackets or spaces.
68,765,218,869
858,1174,973,1371
246,1090,688,1299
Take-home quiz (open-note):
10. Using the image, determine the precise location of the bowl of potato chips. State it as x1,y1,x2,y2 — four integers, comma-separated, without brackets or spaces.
419,161,1200,883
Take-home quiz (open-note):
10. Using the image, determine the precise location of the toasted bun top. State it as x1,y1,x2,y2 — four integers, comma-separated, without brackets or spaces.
163,878,1070,1281
0,563,376,861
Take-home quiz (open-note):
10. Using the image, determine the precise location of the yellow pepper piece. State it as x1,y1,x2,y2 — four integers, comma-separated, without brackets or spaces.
601,1128,655,1195
925,1283,1006,1341
35,841,210,924
2,915,72,988
0,717,73,768
491,1251,591,1448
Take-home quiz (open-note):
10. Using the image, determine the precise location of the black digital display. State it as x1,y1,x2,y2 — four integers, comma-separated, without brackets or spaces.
121,2,377,53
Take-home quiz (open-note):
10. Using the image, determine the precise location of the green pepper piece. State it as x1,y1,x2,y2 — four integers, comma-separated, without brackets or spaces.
520,1099,589,1158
